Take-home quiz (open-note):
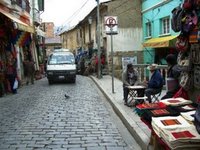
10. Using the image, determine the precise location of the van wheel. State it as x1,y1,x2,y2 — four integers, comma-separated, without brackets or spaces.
48,79,53,85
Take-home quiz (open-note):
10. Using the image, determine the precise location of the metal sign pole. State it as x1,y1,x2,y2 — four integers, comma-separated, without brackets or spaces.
96,0,101,79
110,26,114,93
104,16,118,94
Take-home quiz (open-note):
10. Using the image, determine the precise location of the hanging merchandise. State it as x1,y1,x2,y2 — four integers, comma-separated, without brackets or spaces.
191,43,200,64
171,6,184,32
175,34,189,52
17,32,31,47
0,25,8,50
177,51,192,71
179,71,193,91
11,30,21,45
189,26,199,43
182,0,194,10
182,10,198,34
194,65,200,89
195,0,200,9
194,103,200,134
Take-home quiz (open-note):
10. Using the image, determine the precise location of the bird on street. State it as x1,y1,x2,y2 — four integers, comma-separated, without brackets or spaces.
64,94,70,99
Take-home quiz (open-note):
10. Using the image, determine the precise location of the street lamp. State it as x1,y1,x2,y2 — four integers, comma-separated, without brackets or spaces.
88,16,92,59
88,16,92,43
96,0,101,79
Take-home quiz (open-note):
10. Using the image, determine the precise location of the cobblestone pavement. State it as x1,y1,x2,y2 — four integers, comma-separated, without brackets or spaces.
0,76,141,150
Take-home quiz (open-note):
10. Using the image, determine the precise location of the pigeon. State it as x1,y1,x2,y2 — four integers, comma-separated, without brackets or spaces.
64,94,70,99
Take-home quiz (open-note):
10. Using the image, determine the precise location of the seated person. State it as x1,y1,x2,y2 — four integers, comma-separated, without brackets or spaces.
161,54,181,100
144,64,163,103
122,63,139,105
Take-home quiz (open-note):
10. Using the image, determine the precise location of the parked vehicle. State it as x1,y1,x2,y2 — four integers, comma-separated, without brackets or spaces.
46,48,76,84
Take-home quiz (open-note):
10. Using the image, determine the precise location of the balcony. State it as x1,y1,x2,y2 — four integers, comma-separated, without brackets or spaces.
11,0,30,13
33,8,41,26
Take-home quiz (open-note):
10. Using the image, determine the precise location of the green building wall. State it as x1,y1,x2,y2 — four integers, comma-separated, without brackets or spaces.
142,0,183,64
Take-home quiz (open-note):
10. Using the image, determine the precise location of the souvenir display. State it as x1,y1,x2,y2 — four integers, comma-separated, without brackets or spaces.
161,97,192,106
161,126,200,149
136,102,166,110
152,116,192,137
180,110,196,122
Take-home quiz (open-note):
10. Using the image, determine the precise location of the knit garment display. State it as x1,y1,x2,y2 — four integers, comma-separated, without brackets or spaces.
161,97,192,106
160,126,200,149
151,116,191,137
136,102,166,110
181,110,196,122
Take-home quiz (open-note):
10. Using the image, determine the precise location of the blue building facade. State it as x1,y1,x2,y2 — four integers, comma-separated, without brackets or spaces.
142,0,183,64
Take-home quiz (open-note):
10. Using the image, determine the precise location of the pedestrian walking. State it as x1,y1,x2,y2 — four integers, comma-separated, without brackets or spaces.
23,60,35,85
80,57,85,75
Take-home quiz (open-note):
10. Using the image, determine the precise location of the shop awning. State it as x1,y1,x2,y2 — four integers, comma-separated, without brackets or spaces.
0,8,34,33
16,23,34,33
143,35,178,48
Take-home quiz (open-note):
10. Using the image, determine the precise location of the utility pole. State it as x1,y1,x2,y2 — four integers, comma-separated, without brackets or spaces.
96,0,101,79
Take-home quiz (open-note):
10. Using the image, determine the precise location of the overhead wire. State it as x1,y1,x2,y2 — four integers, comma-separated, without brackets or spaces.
60,0,130,29
58,0,178,31
60,0,90,27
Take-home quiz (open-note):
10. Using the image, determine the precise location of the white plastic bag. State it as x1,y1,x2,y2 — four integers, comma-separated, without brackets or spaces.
13,78,18,89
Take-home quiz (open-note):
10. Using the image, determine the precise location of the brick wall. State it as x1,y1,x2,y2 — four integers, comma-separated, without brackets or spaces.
42,22,54,38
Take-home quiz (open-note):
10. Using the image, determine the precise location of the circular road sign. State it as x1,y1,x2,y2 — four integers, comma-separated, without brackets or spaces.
105,17,117,28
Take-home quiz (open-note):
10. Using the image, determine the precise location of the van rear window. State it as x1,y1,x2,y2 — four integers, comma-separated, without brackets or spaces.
48,53,75,65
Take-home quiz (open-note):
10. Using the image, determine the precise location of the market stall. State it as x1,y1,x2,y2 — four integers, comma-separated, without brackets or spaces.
135,97,199,150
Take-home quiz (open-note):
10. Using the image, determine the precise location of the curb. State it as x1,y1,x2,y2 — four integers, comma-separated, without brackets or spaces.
90,76,150,150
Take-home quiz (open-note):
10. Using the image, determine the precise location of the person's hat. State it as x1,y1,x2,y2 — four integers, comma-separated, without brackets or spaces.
147,64,158,71
166,54,176,65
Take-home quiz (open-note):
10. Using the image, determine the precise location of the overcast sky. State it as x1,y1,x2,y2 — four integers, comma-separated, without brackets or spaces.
40,0,109,28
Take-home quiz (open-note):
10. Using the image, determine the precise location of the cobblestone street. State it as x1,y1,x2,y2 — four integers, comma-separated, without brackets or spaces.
0,76,141,150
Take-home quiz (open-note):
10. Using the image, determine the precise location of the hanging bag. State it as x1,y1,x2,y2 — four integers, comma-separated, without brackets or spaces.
183,0,194,10
194,65,200,89
191,43,200,64
179,71,193,91
171,6,184,32
182,10,198,34
13,78,18,90
175,35,189,52
189,26,199,43
177,51,192,71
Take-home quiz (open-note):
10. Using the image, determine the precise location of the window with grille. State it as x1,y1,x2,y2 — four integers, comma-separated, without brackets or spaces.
146,22,152,37
161,17,170,35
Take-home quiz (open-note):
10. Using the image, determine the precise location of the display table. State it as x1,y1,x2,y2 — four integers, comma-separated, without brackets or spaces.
126,85,147,106
127,85,146,98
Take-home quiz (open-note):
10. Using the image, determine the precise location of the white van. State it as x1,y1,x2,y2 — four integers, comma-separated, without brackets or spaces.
46,48,76,84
